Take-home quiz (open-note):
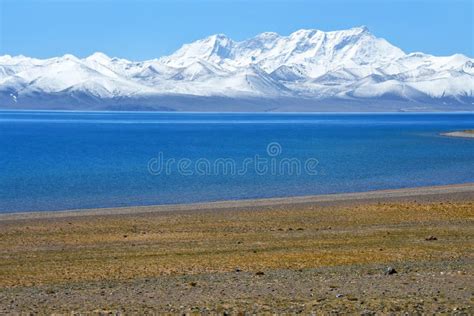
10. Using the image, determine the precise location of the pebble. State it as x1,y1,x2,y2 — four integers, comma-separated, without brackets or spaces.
385,267,397,275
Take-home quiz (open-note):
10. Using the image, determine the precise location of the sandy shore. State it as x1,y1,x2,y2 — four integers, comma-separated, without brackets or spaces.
0,184,473,314
441,130,474,138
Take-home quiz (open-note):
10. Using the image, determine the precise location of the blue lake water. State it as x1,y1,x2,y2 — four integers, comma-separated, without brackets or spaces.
1,110,473,213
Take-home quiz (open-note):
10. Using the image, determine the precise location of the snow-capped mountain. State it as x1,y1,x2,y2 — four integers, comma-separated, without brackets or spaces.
1,26,473,111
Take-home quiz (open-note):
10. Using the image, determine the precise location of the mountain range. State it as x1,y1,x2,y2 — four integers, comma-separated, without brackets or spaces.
1,26,473,111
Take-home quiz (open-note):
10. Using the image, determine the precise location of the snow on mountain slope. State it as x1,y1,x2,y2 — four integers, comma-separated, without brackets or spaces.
0,26,473,111
0,54,152,98
162,26,406,76
211,65,291,96
160,34,235,68
270,64,307,81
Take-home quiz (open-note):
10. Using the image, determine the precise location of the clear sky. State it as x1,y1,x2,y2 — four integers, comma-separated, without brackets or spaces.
0,0,472,60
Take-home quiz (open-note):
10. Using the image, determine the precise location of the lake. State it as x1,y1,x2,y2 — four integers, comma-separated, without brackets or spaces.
1,110,473,213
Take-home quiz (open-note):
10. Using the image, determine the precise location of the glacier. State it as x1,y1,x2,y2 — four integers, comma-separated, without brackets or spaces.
0,26,473,111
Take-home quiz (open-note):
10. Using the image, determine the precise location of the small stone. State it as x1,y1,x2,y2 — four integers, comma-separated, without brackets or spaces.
336,293,344,298
425,236,438,241
255,271,265,276
234,267,242,272
189,282,197,287
385,267,397,275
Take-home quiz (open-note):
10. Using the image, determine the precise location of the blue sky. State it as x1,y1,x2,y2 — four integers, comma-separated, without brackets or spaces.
1,0,472,60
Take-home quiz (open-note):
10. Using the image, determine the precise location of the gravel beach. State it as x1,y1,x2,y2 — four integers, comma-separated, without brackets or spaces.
0,184,473,314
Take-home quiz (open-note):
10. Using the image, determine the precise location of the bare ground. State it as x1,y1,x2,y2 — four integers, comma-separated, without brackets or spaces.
0,184,473,314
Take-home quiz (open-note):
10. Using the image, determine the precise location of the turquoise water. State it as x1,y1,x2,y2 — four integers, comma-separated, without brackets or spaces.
1,111,473,213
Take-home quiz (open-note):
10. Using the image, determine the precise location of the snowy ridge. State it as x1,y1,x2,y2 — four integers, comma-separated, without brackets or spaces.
0,26,473,111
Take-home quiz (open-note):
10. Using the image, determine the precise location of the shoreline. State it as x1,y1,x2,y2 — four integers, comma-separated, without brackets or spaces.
2,182,473,221
441,130,474,138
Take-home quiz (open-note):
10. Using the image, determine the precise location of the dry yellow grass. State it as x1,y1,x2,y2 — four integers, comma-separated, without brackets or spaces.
0,201,473,287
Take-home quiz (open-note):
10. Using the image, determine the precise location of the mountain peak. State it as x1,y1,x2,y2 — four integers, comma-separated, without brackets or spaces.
165,26,392,70
161,33,235,67
61,54,79,61
351,25,369,33
209,33,231,40
289,29,320,38
287,26,370,38
256,31,280,38
86,52,111,63
1,27,472,110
